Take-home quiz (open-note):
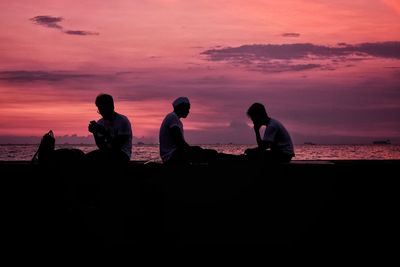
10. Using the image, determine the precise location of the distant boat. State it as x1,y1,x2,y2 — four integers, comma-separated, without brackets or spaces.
137,141,145,145
304,142,316,145
373,140,391,145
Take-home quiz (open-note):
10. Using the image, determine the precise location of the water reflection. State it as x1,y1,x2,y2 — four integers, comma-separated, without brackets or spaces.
1,144,399,161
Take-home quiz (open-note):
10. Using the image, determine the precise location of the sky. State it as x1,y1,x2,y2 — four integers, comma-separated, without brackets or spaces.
0,0,399,144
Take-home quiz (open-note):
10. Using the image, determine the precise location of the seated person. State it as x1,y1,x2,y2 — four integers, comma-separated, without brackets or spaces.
245,103,294,163
159,97,217,164
86,94,133,164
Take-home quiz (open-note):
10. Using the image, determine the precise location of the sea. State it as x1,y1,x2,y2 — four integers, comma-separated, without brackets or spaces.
1,144,400,161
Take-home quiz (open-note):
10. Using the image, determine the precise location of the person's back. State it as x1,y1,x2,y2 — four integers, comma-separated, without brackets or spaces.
159,111,183,162
264,118,294,157
97,112,133,160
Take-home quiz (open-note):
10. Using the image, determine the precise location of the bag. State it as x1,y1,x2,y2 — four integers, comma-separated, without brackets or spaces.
31,130,55,163
32,130,85,165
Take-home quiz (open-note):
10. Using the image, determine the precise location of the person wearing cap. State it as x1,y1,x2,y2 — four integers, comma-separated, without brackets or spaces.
87,93,133,164
159,97,216,164
245,102,294,163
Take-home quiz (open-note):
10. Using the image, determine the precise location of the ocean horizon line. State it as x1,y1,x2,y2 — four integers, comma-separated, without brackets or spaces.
0,143,398,146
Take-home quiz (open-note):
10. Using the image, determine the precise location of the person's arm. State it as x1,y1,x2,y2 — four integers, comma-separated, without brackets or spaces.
94,133,108,150
262,124,278,150
245,124,267,155
254,124,269,150
89,121,108,150
170,126,189,149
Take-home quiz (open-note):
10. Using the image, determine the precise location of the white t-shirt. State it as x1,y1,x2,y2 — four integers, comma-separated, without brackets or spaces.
97,113,133,158
263,118,294,156
159,112,184,162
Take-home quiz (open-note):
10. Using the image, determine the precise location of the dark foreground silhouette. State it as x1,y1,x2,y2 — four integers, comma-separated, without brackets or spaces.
2,159,398,250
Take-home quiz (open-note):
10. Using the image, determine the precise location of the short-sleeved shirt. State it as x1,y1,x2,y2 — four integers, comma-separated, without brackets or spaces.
263,118,295,156
97,113,133,158
159,112,183,162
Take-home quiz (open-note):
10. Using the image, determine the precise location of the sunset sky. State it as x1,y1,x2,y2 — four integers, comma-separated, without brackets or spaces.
1,0,399,144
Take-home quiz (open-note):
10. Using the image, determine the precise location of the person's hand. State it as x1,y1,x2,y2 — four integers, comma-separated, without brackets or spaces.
253,123,262,132
88,121,96,133
88,121,105,134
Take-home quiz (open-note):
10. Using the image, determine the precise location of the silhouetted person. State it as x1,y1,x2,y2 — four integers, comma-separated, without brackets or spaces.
159,97,217,164
86,94,132,164
245,103,294,163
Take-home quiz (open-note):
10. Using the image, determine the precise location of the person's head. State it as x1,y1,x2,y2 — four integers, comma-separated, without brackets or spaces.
95,94,115,119
172,97,190,118
247,103,269,125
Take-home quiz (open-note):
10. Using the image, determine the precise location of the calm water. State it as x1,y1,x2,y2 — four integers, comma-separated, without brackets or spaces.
1,144,399,161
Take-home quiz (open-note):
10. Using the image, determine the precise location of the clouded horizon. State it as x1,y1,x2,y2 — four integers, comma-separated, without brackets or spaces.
1,0,399,145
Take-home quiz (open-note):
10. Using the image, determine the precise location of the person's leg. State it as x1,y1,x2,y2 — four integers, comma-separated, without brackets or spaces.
110,150,130,164
165,146,217,164
185,146,219,164
244,149,292,163
265,151,293,163
245,148,273,162
85,149,108,164
244,147,259,159
53,148,85,165
215,152,247,163
277,154,293,163
165,148,185,165
260,150,275,162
